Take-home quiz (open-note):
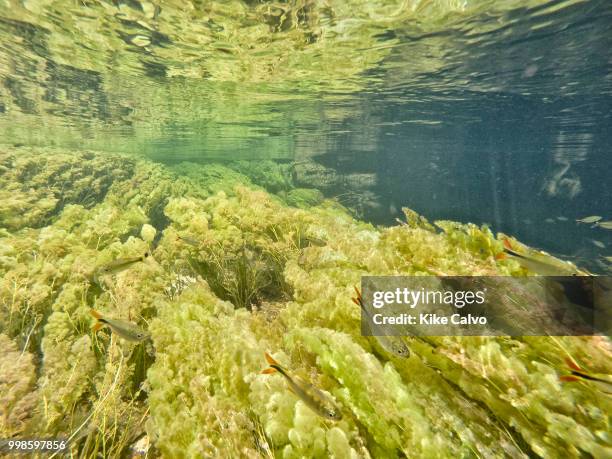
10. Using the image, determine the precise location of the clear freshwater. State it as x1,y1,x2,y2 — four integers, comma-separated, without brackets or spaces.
0,1,611,458
2,0,611,270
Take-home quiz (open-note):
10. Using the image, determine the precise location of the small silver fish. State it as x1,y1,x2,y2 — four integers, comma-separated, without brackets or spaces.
129,34,151,47
262,353,342,421
499,238,590,276
576,216,602,224
90,309,149,342
305,236,327,247
594,221,612,230
177,235,200,246
591,240,606,249
93,252,150,285
556,216,569,222
352,287,410,358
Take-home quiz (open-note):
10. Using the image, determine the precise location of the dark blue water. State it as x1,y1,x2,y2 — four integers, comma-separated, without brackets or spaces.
289,0,612,271
316,92,611,266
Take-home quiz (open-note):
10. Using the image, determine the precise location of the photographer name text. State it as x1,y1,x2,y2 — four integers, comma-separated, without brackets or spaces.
371,312,487,326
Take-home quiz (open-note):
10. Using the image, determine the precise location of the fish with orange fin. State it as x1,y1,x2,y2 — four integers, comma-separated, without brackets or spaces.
496,236,591,276
261,352,342,420
352,286,410,358
90,309,150,342
559,357,612,394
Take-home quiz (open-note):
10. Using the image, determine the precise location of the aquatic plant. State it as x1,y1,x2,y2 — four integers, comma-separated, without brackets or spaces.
291,161,341,191
335,190,383,219
228,160,294,194
189,243,272,311
0,146,134,231
0,146,610,458
0,334,37,437
281,188,325,209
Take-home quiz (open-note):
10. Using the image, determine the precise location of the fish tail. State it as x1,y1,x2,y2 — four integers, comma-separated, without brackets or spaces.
264,352,279,366
560,358,602,383
570,370,609,384
504,246,524,259
559,375,581,383
353,286,362,301
90,309,106,333
262,352,287,376
352,286,364,307
565,357,582,372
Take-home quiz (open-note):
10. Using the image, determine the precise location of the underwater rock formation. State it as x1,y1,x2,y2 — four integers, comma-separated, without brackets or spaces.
0,145,610,458
0,147,134,230
291,161,341,191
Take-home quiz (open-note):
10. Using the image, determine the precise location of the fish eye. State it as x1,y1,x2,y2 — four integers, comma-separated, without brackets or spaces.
393,343,408,355
395,345,410,357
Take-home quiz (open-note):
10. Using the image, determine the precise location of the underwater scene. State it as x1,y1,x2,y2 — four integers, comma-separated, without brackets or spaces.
1,0,611,458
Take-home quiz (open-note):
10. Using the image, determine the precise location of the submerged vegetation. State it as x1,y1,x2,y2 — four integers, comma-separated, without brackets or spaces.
0,145,610,458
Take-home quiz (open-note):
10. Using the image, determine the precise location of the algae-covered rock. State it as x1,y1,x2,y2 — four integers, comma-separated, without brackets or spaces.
282,188,325,208
228,160,294,194
0,146,134,231
291,160,341,191
168,162,255,196
0,146,610,458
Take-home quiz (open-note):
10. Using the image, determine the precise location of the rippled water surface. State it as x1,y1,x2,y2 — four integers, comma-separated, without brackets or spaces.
1,0,611,270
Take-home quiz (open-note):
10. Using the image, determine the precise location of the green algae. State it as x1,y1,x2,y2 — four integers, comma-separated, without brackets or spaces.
0,147,134,231
281,188,325,209
0,145,610,458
